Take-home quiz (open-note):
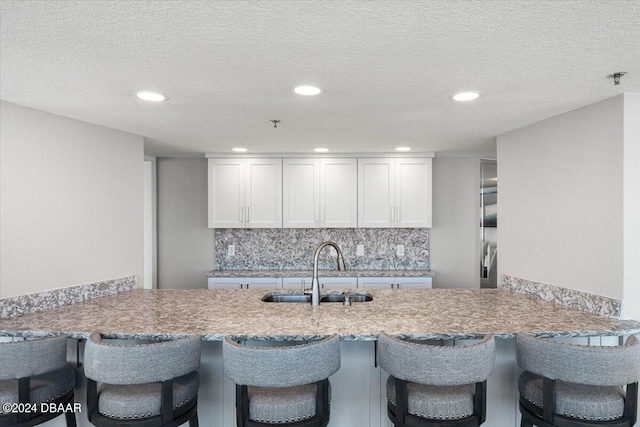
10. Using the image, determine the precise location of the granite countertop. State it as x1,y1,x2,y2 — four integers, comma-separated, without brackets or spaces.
207,269,436,278
1,289,638,341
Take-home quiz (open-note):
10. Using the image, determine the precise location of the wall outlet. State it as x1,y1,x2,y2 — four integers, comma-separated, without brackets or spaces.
356,244,365,257
396,244,405,257
227,244,235,257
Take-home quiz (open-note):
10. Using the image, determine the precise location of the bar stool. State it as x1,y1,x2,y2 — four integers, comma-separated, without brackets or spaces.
516,333,639,427
0,334,77,427
83,332,201,427
223,335,340,426
378,332,496,427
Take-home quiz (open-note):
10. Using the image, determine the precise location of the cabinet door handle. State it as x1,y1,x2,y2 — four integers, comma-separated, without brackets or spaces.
240,284,244,289
315,206,319,224
390,207,394,224
396,206,401,223
321,283,325,290
396,283,400,289
246,283,250,290
321,206,325,224
240,207,244,223
390,283,393,289
246,207,250,223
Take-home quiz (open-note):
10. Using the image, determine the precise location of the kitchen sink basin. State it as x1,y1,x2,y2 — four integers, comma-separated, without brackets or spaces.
320,293,373,303
262,294,312,303
261,292,373,303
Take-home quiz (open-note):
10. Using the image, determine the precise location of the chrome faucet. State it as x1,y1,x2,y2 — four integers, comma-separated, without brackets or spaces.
310,241,346,306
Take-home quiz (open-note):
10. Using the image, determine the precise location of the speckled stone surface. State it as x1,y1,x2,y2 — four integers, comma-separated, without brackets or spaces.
0,276,137,318
1,288,637,341
215,228,429,270
502,275,622,319
207,269,435,278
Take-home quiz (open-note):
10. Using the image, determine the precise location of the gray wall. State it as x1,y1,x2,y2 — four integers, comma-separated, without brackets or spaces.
1,101,144,298
497,95,624,299
157,158,214,289
623,94,640,319
430,156,482,288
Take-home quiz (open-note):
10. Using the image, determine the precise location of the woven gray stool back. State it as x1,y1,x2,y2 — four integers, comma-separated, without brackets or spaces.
516,334,640,427
378,333,495,386
378,332,496,427
223,335,340,426
0,335,77,427
84,332,202,427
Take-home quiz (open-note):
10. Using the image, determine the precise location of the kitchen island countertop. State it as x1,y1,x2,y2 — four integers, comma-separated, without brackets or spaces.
1,288,638,341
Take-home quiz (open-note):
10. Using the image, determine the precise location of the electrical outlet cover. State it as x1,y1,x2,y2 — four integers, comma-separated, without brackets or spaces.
356,244,365,256
228,245,235,256
396,244,405,257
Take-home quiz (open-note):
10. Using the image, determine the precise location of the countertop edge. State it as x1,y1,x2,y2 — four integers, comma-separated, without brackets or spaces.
3,329,638,342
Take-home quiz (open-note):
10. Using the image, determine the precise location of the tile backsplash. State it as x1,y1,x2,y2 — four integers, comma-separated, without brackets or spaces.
215,228,429,270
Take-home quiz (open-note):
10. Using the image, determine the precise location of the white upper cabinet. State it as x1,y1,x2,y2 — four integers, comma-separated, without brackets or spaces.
358,158,432,228
394,158,432,227
208,158,282,228
283,158,357,228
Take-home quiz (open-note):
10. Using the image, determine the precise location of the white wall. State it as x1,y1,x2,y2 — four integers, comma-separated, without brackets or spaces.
623,93,640,319
430,156,481,288
497,95,624,300
0,101,144,298
157,158,214,289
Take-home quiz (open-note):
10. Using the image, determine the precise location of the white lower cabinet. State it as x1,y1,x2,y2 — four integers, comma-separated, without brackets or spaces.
210,276,432,290
207,277,282,290
282,277,312,290
357,276,432,289
282,277,358,290
319,277,358,290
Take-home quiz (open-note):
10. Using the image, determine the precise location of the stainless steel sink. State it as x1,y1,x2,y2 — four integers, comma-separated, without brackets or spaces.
261,294,312,303
262,292,373,303
320,293,373,303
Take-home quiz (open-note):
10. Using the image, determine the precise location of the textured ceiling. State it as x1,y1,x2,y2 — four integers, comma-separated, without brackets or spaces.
1,1,639,156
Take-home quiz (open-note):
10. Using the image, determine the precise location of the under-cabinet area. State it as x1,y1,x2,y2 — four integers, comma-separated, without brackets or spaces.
207,155,433,229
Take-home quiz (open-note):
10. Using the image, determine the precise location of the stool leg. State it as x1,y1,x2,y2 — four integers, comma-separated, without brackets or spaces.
65,412,77,427
520,418,534,427
189,412,199,427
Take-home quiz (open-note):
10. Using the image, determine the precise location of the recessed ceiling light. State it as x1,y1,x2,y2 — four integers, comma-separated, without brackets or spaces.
314,148,330,153
395,146,412,152
452,92,480,102
232,147,248,153
294,85,322,96
135,91,166,102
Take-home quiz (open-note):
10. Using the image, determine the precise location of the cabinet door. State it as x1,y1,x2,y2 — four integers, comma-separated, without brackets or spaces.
208,277,281,289
320,158,358,228
208,159,245,228
245,159,283,228
244,277,282,290
283,159,320,228
394,158,432,228
208,277,244,289
282,277,313,291
395,277,432,289
319,277,358,290
358,158,394,228
357,277,395,290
